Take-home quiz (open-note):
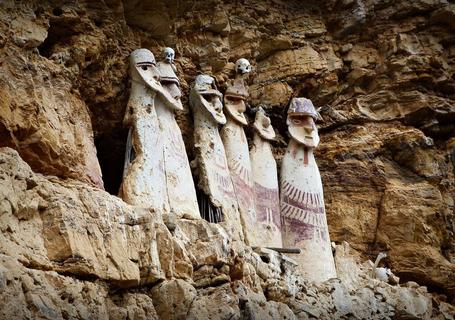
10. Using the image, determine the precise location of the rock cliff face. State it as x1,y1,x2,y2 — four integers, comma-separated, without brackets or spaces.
0,0,454,318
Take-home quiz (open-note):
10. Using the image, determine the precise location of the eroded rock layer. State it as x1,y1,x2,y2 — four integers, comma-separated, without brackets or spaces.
0,0,454,317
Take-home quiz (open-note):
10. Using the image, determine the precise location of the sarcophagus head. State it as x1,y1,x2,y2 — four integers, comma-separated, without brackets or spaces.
223,58,251,126
253,107,275,141
190,75,226,124
130,48,161,87
287,98,321,148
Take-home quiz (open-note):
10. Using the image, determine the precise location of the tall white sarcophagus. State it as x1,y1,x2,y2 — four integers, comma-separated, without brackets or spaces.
120,48,177,211
156,48,200,219
250,107,282,248
220,58,257,245
190,75,243,239
280,97,337,282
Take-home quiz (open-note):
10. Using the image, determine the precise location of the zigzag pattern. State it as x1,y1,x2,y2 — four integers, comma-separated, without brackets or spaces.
230,159,251,182
215,172,234,196
280,202,326,228
282,181,323,207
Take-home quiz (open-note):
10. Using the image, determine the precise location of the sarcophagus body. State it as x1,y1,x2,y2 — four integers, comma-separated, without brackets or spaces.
250,108,282,248
190,75,243,239
220,59,257,245
156,48,200,219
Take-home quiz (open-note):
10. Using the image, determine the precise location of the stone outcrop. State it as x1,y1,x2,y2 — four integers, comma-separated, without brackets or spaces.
0,0,454,317
1,147,452,319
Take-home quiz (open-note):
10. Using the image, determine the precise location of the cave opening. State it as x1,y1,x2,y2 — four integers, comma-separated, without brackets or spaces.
397,271,450,301
37,9,80,58
94,128,129,196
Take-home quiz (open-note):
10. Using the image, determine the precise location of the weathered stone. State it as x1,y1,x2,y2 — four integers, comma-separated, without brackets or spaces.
393,287,432,319
242,299,297,320
319,122,454,294
0,0,454,317
175,219,234,268
151,279,197,320
0,55,103,188
256,46,326,82
0,254,110,319
187,284,240,319
0,147,162,286
11,16,48,48
250,82,293,108
107,293,159,320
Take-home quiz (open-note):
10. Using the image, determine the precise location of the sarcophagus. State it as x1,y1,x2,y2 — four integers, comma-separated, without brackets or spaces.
220,58,257,245
280,97,337,282
156,48,200,219
120,48,176,212
250,107,282,248
190,75,243,239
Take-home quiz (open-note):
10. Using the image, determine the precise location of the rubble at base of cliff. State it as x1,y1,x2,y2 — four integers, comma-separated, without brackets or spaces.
0,148,453,319
0,0,454,318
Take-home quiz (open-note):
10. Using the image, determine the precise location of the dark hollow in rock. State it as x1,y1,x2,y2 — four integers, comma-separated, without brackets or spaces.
94,128,128,195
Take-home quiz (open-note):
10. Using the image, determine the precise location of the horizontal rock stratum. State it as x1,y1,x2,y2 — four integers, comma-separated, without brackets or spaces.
0,0,454,318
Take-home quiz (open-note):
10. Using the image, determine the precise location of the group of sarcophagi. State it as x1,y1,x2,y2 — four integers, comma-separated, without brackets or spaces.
119,48,337,282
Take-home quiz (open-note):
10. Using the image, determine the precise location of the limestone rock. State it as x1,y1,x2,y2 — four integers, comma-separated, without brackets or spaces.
151,279,197,320
256,46,326,82
250,82,293,108
187,284,240,319
11,16,48,48
0,0,454,317
319,122,455,295
0,147,163,286
107,293,159,320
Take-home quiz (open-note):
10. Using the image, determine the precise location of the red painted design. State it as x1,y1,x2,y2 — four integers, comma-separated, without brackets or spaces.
303,147,309,165
215,171,235,197
254,183,281,228
281,180,327,243
166,130,188,163
214,147,229,170
230,160,254,214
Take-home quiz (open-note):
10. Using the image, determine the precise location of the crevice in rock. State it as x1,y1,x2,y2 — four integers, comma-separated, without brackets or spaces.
52,7,63,17
197,188,223,223
397,271,449,298
371,190,386,251
37,12,80,58
17,257,100,284
94,128,129,195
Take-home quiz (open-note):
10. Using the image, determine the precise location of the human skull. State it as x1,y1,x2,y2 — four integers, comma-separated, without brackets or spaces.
235,58,251,74
163,47,175,63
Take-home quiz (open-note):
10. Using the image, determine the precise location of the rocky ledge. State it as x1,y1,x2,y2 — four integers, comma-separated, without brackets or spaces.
0,0,454,318
0,148,452,319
